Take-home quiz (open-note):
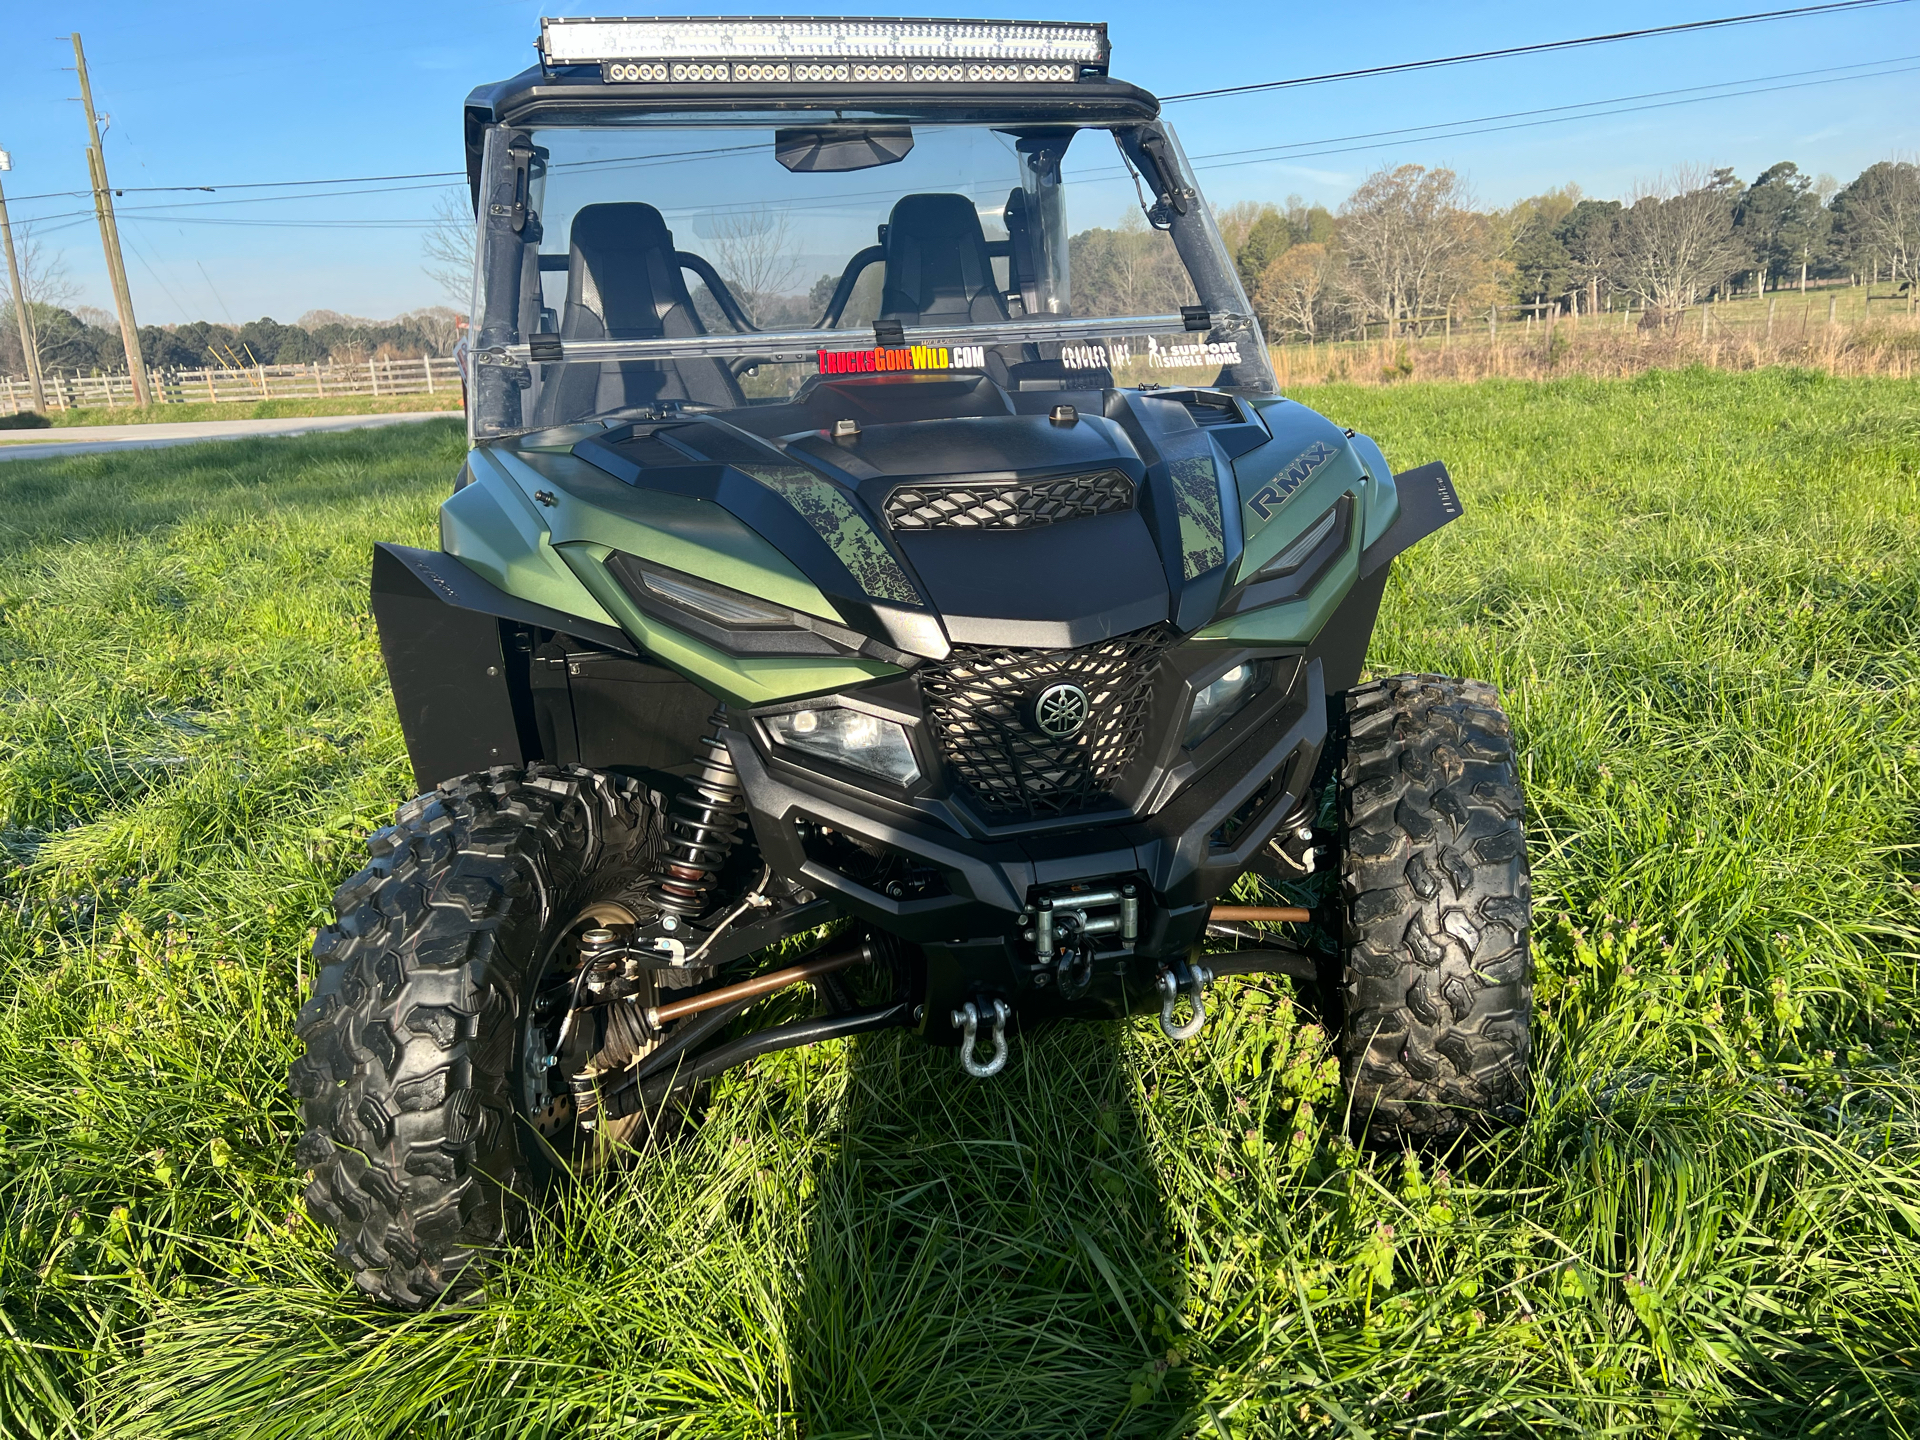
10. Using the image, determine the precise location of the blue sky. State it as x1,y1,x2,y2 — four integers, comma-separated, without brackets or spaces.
1,0,1914,325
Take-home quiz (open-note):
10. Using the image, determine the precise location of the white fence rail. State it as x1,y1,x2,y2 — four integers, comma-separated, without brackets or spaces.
0,355,462,412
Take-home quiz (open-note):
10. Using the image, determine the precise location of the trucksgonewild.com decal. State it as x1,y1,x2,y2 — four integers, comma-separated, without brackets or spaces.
816,345,987,375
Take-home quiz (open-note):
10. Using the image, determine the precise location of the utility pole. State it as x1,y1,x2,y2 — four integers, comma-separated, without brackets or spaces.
0,148,48,412
72,32,150,406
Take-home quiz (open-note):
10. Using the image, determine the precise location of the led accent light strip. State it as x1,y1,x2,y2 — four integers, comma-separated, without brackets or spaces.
541,16,1108,80
605,59,1077,84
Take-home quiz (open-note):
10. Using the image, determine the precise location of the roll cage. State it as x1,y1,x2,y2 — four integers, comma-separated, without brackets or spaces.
462,72,1267,435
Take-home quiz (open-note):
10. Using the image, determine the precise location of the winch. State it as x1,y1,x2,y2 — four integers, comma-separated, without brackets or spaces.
1022,880,1141,998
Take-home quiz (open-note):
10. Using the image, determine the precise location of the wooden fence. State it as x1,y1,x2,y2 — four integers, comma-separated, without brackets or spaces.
0,354,461,412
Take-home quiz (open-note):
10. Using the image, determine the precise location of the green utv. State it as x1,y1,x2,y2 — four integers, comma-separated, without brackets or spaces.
291,16,1533,1308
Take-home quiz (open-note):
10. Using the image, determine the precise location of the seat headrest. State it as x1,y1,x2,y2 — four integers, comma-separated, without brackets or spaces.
563,202,703,341
879,193,1008,325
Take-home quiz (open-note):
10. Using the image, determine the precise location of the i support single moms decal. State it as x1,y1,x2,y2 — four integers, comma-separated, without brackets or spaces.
1059,335,1246,372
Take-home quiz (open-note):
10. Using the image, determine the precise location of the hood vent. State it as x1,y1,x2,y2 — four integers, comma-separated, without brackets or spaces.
885,470,1134,531
1175,392,1244,428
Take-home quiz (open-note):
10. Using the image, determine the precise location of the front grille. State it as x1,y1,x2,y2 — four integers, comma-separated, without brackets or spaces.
885,470,1134,531
920,627,1174,819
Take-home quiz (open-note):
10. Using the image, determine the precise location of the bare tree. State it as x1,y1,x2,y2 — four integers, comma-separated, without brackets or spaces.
0,307,27,381
16,225,80,313
1254,241,1333,342
422,191,476,310
0,223,81,376
1213,200,1273,263
1070,208,1194,318
398,306,463,355
1336,165,1484,336
1608,166,1747,317
703,208,802,327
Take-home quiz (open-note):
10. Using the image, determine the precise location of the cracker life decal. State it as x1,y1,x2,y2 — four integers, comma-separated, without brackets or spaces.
738,465,922,606
1060,336,1246,372
1169,454,1227,580
1245,441,1337,523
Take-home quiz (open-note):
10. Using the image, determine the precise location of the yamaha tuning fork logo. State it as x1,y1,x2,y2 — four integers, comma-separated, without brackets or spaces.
1030,682,1091,739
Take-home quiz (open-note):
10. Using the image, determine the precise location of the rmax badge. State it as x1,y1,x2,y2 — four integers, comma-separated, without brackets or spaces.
1245,441,1337,522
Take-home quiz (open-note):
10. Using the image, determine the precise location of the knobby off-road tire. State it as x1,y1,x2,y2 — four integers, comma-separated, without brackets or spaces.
289,764,665,1308
1333,674,1532,1138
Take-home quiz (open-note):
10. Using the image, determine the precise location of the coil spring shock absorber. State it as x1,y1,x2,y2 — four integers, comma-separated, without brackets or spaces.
652,708,747,919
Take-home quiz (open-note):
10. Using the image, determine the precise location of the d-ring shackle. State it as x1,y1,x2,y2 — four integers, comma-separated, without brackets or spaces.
1156,959,1213,1042
952,998,1010,1078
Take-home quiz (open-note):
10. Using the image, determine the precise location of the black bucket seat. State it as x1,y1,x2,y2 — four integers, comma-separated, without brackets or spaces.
878,193,1009,326
534,201,742,424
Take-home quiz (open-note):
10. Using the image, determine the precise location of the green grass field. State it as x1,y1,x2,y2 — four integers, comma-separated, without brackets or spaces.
0,371,1916,1437
0,393,465,432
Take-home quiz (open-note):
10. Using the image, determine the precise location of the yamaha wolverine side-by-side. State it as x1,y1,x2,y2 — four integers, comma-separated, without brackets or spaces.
290,17,1533,1307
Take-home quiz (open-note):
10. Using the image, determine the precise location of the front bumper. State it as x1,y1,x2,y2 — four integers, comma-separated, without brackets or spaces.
728,659,1327,1042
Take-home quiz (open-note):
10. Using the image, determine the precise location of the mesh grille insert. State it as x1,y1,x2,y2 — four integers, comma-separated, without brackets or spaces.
920,627,1174,819
885,470,1134,531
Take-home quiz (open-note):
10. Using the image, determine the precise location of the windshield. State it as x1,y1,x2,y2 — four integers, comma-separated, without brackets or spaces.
467,116,1272,439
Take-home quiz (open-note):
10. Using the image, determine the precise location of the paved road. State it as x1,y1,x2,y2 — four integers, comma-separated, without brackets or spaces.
0,410,458,462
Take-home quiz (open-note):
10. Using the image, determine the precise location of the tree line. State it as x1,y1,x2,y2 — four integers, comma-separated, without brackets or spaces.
7,153,1915,379
0,303,462,380
1070,157,1920,342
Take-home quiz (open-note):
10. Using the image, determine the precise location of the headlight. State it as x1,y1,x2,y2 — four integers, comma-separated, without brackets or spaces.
606,552,888,658
766,706,921,785
637,568,794,625
1184,661,1271,747
634,567,793,626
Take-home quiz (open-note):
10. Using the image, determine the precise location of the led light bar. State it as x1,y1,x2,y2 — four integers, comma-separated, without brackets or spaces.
539,16,1108,84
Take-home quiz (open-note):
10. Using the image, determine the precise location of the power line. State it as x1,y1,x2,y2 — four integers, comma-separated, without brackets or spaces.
122,215,447,230
1179,55,1920,170
9,144,803,225
7,3,1910,215
1161,0,1916,101
1193,62,1920,171
9,31,1913,241
118,224,194,319
71,53,1912,236
17,181,463,227
4,144,769,215
0,169,464,206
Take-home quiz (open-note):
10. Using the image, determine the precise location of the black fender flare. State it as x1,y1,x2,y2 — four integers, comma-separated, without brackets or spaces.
373,544,720,792
1359,462,1463,580
372,543,634,789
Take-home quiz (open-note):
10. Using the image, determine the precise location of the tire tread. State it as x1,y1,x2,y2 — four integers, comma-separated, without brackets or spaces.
1335,673,1532,1137
291,763,658,1308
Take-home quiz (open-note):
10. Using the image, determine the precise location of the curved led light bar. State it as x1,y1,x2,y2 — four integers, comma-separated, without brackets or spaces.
539,16,1110,83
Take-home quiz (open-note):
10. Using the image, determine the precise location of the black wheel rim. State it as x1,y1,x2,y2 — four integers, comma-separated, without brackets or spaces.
517,900,657,1162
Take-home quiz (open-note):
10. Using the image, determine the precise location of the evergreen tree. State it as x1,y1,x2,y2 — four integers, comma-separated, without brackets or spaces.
1735,162,1830,289
1235,210,1292,296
